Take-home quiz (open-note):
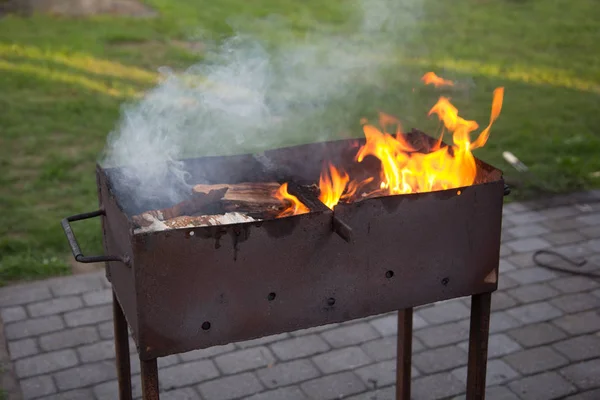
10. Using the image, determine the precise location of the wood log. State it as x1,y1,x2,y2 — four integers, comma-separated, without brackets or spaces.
132,188,227,227
193,182,282,207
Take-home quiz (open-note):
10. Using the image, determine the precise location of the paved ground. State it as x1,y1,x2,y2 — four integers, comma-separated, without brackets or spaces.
1,192,600,400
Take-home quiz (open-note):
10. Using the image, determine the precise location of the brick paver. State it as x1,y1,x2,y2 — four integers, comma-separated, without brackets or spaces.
0,192,599,399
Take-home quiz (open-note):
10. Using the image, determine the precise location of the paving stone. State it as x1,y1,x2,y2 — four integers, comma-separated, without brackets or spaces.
48,273,104,296
560,359,600,390
498,275,519,291
82,289,112,306
412,313,429,330
506,224,549,238
1,306,27,323
197,372,263,400
542,230,586,245
499,244,514,257
320,323,380,348
491,292,518,311
505,238,550,253
97,321,114,339
312,346,371,374
553,335,600,361
459,334,522,358
160,388,202,400
369,314,398,336
577,212,600,226
38,388,94,400
505,211,546,225
507,302,563,324
161,360,220,388
8,338,38,360
418,301,470,325
488,312,522,333
540,205,582,220
415,322,469,348
346,386,395,400
413,345,467,373
355,360,397,388
180,344,236,361
476,385,520,400
499,259,517,272
246,386,307,400
503,346,568,375
505,267,558,285
504,202,530,214
21,375,56,399
550,292,600,313
270,335,329,361
412,371,465,399
64,305,112,327
93,379,119,400
553,243,596,259
564,388,600,400
0,283,52,307
508,371,576,400
501,230,516,243
549,276,599,294
215,346,275,374
581,225,600,238
505,252,537,269
553,310,600,335
77,339,115,363
452,359,519,386
40,326,99,351
300,372,366,400
256,359,319,389
542,217,587,232
507,322,567,348
14,349,78,378
54,361,117,391
236,333,289,348
5,315,65,339
27,296,83,318
507,283,560,304
360,336,423,362
290,323,339,336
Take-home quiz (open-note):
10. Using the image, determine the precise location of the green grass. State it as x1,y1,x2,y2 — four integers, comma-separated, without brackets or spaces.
1,0,599,285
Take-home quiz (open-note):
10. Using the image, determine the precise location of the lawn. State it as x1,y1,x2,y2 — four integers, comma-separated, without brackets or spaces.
1,0,599,285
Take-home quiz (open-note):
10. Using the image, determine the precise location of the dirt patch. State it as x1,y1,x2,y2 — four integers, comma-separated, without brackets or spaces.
4,0,157,18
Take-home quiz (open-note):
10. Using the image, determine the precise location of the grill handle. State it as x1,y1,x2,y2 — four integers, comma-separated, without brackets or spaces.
61,210,130,265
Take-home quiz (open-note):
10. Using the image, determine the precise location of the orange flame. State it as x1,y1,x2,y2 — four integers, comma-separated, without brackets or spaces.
315,73,504,208
318,163,350,209
421,72,454,88
274,183,310,217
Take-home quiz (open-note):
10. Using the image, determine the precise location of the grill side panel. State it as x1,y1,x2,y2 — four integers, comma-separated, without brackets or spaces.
129,180,503,360
97,167,140,348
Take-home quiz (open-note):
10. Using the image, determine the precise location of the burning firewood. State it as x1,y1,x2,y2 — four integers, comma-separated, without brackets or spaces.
193,182,281,205
133,213,256,234
132,188,227,227
193,182,283,216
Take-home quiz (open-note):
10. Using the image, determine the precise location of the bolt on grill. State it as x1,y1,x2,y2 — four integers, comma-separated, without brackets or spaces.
62,129,508,400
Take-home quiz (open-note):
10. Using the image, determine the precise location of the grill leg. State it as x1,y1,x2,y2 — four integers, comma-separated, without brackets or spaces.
113,291,132,400
396,308,413,400
466,292,492,400
141,358,160,400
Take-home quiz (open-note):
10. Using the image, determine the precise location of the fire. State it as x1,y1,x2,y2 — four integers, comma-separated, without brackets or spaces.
316,73,504,208
318,163,350,209
273,72,504,217
421,72,454,88
274,183,310,217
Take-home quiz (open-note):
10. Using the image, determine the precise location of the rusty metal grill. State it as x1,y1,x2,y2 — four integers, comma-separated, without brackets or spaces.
62,130,507,400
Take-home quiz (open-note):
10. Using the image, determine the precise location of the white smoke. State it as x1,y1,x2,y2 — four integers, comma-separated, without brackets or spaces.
101,0,424,209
